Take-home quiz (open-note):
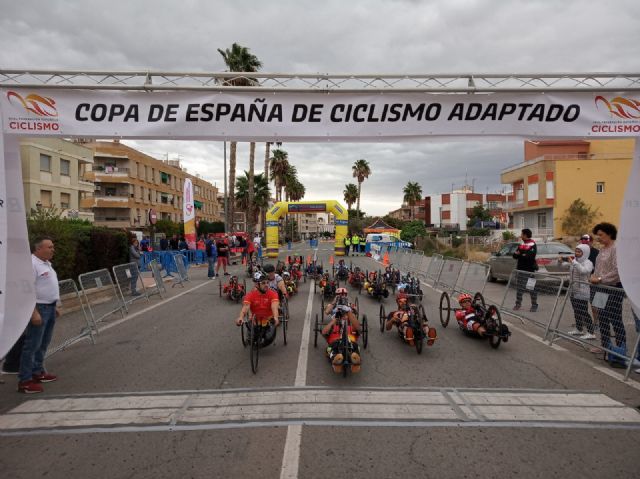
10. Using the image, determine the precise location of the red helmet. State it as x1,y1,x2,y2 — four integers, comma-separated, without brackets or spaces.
458,293,472,304
336,287,348,295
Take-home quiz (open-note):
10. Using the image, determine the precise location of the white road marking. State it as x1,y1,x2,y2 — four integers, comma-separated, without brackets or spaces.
280,279,315,479
1,388,638,432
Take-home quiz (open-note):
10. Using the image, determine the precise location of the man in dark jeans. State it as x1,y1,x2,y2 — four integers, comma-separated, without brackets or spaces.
513,228,539,312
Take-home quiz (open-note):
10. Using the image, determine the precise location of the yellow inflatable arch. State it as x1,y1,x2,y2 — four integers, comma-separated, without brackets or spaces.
265,200,349,258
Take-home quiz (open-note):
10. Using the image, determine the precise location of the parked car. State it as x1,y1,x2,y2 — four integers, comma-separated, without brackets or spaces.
487,241,575,282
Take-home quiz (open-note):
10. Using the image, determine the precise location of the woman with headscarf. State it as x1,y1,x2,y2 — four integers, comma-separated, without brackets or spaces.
559,243,595,340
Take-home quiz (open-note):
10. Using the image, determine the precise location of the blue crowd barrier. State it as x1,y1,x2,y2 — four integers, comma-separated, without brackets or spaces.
140,251,196,274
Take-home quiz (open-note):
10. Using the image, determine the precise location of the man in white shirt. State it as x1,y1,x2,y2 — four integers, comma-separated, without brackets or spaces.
18,237,60,394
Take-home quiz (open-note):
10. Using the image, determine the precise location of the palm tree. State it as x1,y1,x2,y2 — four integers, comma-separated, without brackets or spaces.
283,164,299,201
352,159,371,220
217,43,263,231
403,181,423,220
269,149,290,202
236,172,271,226
343,183,358,211
248,141,256,235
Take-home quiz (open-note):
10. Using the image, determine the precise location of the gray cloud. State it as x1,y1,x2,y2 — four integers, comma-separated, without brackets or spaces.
2,0,639,215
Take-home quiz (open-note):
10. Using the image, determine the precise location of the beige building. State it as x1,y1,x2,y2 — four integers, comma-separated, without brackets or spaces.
296,212,335,238
20,138,95,221
80,141,221,229
501,139,634,238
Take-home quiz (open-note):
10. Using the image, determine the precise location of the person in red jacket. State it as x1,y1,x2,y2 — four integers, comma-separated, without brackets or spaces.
236,272,280,347
455,293,487,336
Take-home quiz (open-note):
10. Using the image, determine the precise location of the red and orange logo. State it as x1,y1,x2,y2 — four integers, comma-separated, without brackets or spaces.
595,95,640,120
6,91,58,117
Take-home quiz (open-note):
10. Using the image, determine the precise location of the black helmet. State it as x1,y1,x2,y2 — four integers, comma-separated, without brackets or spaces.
263,264,275,273
253,272,267,283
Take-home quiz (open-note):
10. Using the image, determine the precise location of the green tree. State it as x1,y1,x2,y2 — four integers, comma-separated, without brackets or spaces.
269,148,290,202
236,172,271,226
561,198,602,236
467,204,493,227
217,42,263,231
400,220,427,243
343,183,358,210
382,215,409,230
154,219,183,237
352,158,371,220
402,181,423,220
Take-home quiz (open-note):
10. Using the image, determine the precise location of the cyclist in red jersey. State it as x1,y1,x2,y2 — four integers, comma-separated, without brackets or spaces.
236,272,280,347
455,293,487,336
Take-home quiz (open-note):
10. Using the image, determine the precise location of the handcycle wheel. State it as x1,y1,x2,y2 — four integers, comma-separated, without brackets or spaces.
314,313,319,348
321,296,325,316
218,282,222,297
362,314,369,349
281,300,289,346
241,313,249,347
379,304,386,333
473,292,486,309
487,305,503,349
439,291,451,328
354,297,359,320
250,322,260,374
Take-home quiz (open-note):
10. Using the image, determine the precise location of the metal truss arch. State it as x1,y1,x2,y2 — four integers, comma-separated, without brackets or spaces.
1,70,639,93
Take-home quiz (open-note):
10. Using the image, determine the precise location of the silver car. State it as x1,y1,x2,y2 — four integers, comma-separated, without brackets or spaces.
487,241,576,282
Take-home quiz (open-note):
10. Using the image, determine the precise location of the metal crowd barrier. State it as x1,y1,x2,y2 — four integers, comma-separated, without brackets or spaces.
424,254,445,286
78,268,126,327
500,269,564,329
47,279,96,357
147,259,166,298
547,280,640,380
435,257,464,294
172,253,190,287
140,251,195,275
113,262,150,311
454,261,490,296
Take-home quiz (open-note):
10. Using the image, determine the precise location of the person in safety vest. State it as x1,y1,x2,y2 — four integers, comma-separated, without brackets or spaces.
351,234,360,256
344,235,351,256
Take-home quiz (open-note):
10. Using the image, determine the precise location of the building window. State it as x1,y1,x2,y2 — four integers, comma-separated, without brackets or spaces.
60,159,70,176
537,212,547,229
596,182,605,193
40,154,51,172
106,187,117,196
546,180,554,199
60,192,70,209
528,183,539,201
40,190,52,207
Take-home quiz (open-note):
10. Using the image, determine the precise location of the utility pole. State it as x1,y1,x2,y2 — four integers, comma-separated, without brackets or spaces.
223,141,228,233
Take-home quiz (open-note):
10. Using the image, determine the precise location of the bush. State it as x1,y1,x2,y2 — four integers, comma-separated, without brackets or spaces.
27,209,129,280
466,228,491,236
502,230,517,240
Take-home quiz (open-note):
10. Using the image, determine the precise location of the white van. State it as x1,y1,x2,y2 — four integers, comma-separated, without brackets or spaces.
366,233,396,244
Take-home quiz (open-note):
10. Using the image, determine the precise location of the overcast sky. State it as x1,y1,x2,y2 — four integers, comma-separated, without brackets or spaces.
2,0,639,215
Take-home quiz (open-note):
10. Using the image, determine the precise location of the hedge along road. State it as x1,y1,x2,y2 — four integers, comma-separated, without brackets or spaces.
0,243,639,479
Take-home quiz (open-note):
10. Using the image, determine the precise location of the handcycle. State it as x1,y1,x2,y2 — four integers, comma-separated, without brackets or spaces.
364,270,389,302
219,275,247,302
333,260,351,282
379,302,431,354
240,308,286,374
438,291,510,349
397,274,423,302
347,267,366,294
383,266,401,293
313,304,369,377
317,273,339,297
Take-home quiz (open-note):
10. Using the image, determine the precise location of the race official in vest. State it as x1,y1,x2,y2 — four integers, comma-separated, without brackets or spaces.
351,234,360,256
344,235,351,256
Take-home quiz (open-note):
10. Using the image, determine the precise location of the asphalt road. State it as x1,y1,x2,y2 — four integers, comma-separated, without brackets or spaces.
1,241,639,479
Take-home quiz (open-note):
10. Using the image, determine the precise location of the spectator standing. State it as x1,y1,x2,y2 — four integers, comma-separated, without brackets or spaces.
216,236,230,276
560,244,596,340
205,235,218,279
589,222,627,365
239,236,248,264
247,239,256,262
169,235,179,250
18,237,60,394
580,234,599,271
512,228,539,312
140,236,150,252
196,236,206,251
129,238,142,296
159,236,169,251
178,236,188,250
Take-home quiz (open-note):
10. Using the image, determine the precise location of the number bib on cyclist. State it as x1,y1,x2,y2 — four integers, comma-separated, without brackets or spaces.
244,289,279,321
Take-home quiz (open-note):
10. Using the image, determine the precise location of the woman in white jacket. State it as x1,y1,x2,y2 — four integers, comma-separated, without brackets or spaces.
559,243,595,339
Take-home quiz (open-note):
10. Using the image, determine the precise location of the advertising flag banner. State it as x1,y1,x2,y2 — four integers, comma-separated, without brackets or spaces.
183,178,196,250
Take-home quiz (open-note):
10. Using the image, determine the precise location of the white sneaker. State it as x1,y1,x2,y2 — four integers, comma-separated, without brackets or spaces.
580,333,596,340
568,329,582,336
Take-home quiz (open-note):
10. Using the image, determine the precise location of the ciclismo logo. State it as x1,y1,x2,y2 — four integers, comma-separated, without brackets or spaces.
592,95,640,133
5,91,60,132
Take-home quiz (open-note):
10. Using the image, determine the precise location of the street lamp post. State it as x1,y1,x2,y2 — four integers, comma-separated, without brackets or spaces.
223,141,228,233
